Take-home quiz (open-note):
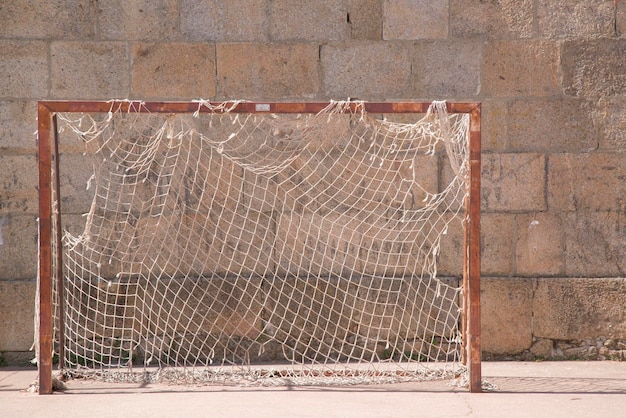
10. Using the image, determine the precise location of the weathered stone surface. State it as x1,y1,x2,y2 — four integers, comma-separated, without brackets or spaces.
51,42,130,99
0,155,38,214
530,338,554,358
0,0,95,39
618,0,626,37
481,278,533,355
0,215,38,280
264,275,460,362
348,0,383,40
563,212,626,277
98,0,178,41
548,153,626,212
217,43,319,100
450,0,533,39
321,42,411,99
270,0,349,41
437,215,465,277
0,280,36,351
56,153,97,214
383,0,448,40
0,101,36,152
562,39,626,97
483,41,560,97
481,213,514,276
180,0,269,42
131,43,216,99
481,153,546,212
536,0,615,39
507,99,596,152
0,41,48,99
1,0,626,363
412,40,482,97
533,278,626,340
276,211,361,276
593,97,626,150
181,210,274,276
515,213,564,276
146,276,265,339
480,100,507,151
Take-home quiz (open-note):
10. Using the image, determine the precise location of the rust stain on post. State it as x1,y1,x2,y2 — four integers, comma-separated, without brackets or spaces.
52,114,66,371
37,103,53,395
466,105,482,393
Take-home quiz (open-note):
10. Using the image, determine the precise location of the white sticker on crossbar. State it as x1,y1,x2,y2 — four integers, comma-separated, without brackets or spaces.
255,103,271,112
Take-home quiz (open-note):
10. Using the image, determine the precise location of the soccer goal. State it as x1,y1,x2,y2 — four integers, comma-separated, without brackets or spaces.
36,100,481,394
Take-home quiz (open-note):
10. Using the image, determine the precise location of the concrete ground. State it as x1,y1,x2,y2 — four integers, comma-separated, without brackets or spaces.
1,362,625,417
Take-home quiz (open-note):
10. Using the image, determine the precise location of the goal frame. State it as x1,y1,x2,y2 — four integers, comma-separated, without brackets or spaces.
36,100,481,394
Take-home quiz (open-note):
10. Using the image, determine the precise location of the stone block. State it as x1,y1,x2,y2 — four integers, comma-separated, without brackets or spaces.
57,214,88,244
529,338,554,358
348,0,383,40
97,0,178,41
450,0,533,39
59,275,266,364
481,153,546,212
0,154,37,190
0,280,36,351
618,0,626,37
145,276,265,340
276,211,362,276
51,42,130,99
593,97,626,150
361,211,457,277
481,278,533,355
548,153,626,212
0,155,38,214
481,100,507,151
562,39,626,97
437,215,465,277
507,99,596,152
515,213,564,276
131,43,216,99
533,278,626,340
383,0,447,40
483,41,559,97
180,0,269,42
563,212,626,277
321,42,411,99
263,275,459,361
0,215,38,280
270,0,349,41
263,276,357,356
0,0,95,39
536,0,615,39
217,43,319,100
0,41,48,99
0,101,37,152
412,40,482,98
180,151,244,214
354,277,460,341
182,210,275,276
57,153,97,214
481,213,514,276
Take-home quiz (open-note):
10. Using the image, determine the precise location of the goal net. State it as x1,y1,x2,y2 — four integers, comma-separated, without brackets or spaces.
37,100,480,390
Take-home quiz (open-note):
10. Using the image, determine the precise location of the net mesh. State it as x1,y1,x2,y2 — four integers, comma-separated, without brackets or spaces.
47,100,471,386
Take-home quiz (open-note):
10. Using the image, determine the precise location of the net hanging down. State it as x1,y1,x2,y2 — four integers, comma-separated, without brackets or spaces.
44,100,475,386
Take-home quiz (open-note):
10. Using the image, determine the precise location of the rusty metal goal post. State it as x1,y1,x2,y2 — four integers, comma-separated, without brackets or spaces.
36,100,481,394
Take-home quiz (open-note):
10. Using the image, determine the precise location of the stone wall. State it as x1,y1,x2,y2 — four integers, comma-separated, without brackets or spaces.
1,0,626,363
